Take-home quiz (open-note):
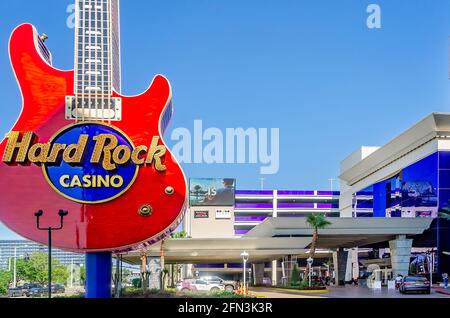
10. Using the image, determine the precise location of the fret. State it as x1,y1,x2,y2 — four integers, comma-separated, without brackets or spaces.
67,0,122,121
74,0,120,96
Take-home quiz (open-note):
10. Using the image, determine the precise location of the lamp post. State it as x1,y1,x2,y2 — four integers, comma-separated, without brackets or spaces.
70,259,74,288
307,257,314,288
240,251,249,295
328,178,335,192
427,251,433,288
35,209,68,298
12,248,26,288
13,247,17,288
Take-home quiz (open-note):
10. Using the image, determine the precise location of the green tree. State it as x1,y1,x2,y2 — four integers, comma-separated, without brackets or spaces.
80,266,86,284
168,231,188,286
0,271,12,295
290,265,300,287
170,231,187,239
112,268,133,286
132,277,141,288
305,214,332,275
16,252,68,285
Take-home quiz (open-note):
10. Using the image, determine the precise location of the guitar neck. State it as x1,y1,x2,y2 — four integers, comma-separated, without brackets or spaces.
74,0,121,96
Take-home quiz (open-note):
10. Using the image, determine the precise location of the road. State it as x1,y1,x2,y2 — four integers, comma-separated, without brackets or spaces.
251,286,450,298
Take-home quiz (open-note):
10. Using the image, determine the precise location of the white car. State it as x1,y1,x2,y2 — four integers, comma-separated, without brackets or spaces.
200,276,237,292
176,279,224,293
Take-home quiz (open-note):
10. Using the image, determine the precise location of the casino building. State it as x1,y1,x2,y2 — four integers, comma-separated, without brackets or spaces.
339,113,450,278
122,113,449,288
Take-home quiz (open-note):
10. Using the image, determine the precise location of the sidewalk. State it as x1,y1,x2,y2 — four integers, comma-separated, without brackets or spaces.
433,287,450,296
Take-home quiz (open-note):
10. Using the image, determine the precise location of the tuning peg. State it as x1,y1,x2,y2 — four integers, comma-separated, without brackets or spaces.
39,33,49,42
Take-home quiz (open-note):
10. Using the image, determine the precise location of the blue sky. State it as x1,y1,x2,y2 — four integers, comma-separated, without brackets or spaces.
0,0,449,239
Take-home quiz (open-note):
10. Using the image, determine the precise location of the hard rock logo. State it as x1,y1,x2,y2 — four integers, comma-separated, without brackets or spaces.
1,122,167,204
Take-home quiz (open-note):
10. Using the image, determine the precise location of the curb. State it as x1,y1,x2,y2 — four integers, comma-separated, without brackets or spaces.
269,287,329,294
434,288,450,296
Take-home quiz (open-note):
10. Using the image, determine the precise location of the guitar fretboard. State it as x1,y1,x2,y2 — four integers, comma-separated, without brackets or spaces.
74,0,121,96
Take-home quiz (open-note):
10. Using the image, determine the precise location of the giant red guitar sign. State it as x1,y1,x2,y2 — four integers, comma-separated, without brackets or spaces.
0,0,187,252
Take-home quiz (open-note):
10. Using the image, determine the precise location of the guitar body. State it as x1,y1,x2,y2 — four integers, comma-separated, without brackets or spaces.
0,24,187,252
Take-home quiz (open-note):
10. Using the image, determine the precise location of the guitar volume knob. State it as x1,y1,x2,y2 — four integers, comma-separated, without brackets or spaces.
165,186,175,195
138,204,153,217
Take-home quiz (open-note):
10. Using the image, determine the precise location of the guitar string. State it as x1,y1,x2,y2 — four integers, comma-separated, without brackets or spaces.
82,0,88,122
74,0,79,123
76,0,113,123
80,0,86,123
88,0,93,122
93,0,97,119
92,0,97,121
106,0,110,123
108,0,112,125
100,0,105,122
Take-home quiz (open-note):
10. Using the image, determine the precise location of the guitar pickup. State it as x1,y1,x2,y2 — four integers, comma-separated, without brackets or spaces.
65,96,122,121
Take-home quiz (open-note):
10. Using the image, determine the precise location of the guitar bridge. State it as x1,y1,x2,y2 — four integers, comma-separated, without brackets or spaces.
65,96,122,121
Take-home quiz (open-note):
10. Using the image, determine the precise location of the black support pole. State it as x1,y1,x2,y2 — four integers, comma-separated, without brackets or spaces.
48,228,52,299
35,210,68,300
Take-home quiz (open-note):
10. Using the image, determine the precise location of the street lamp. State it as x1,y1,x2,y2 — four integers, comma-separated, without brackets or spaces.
35,209,68,298
240,251,249,295
11,247,26,288
307,257,314,288
427,251,433,288
13,247,17,288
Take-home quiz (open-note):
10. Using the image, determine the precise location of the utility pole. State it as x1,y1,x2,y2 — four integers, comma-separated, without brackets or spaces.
328,178,335,192
260,178,265,190
70,259,74,288
13,247,17,288
427,251,433,288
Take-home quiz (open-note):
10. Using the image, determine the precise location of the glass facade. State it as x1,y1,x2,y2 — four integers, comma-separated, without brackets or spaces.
0,240,85,271
353,152,440,218
351,151,450,276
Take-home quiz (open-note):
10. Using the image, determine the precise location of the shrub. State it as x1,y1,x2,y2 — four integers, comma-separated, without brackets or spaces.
131,278,142,288
290,265,300,286
205,290,251,298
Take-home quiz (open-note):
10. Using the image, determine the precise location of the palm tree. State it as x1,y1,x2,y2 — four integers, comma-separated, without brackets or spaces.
159,239,165,291
160,231,188,290
140,249,149,291
305,213,332,277
439,206,450,220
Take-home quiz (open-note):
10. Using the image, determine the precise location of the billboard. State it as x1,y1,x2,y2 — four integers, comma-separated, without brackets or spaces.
189,178,236,206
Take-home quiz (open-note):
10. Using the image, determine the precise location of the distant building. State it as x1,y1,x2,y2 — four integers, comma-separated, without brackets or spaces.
233,190,340,236
0,240,84,270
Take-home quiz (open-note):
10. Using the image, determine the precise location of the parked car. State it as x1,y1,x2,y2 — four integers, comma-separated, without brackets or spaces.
176,279,224,293
200,276,237,292
22,283,46,297
51,284,65,294
28,286,47,297
20,283,42,297
399,276,431,294
8,287,26,298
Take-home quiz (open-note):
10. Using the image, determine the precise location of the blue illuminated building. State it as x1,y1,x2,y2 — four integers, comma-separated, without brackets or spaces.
339,113,450,277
